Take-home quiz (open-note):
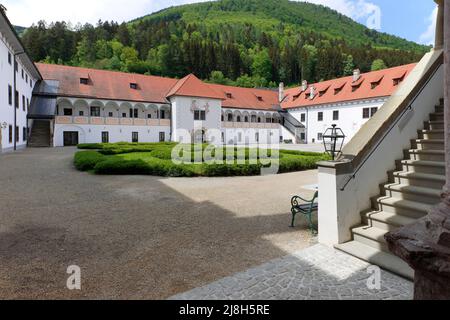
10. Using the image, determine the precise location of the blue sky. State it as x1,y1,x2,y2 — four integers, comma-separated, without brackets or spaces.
1,0,438,45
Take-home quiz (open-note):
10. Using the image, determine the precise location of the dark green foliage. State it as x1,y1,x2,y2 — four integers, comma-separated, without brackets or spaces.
74,142,330,177
74,151,106,171
21,0,428,88
77,143,106,150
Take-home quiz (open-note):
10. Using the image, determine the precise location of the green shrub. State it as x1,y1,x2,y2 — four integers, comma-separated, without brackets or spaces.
201,163,262,176
77,143,105,150
149,148,173,160
94,159,150,175
74,142,329,177
93,157,197,177
74,151,106,171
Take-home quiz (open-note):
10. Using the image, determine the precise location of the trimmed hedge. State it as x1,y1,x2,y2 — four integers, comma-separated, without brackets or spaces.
74,151,106,171
74,143,330,177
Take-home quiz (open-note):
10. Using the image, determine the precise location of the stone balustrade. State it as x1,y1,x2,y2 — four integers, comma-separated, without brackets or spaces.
221,122,280,129
55,116,171,127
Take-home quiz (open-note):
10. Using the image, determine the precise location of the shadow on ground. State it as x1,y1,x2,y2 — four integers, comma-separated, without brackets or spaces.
0,147,316,299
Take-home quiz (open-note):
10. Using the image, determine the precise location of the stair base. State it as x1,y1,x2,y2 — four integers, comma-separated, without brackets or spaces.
335,241,414,281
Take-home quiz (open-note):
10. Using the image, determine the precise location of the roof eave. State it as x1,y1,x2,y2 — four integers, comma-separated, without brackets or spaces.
0,8,42,80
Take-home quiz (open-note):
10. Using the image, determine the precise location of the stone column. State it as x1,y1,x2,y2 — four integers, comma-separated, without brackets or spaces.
444,0,450,199
386,0,450,300
435,0,445,50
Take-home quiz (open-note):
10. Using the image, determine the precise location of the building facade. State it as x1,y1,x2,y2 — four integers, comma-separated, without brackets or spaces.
282,66,416,144
0,8,41,152
0,7,416,151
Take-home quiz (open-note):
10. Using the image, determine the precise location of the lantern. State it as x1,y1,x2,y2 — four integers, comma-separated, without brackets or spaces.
323,125,345,160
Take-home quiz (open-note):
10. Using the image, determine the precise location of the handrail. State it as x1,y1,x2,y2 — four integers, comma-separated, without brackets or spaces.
339,62,442,192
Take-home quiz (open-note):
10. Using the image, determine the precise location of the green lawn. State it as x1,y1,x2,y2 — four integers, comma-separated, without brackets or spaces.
74,142,329,177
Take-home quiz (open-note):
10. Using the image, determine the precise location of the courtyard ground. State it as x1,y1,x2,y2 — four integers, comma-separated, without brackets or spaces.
0,147,318,299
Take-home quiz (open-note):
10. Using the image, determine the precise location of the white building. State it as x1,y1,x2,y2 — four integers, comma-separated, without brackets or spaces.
32,63,294,147
0,8,41,152
282,66,416,144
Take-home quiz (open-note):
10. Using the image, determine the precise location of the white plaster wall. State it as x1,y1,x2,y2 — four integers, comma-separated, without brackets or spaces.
53,124,171,146
0,31,36,152
280,125,297,143
288,99,387,144
171,96,222,143
222,128,283,145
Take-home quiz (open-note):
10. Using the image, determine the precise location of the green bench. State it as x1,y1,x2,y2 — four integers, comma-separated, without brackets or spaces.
290,191,318,234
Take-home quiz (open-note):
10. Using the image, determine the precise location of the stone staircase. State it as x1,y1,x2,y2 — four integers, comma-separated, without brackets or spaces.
28,120,51,147
336,99,445,280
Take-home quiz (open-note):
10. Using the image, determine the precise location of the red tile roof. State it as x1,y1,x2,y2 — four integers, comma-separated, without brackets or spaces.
281,63,416,109
166,74,225,100
209,84,279,111
36,63,178,104
37,62,417,112
37,63,279,111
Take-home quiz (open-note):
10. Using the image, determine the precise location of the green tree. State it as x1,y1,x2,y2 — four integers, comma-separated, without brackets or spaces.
371,59,387,71
235,74,255,87
342,54,355,76
209,71,232,85
251,49,272,81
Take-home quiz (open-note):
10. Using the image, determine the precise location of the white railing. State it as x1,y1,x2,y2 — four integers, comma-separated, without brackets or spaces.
55,116,171,127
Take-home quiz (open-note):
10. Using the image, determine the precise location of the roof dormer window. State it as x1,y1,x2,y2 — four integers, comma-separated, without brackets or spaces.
351,78,364,92
333,82,346,95
257,96,263,102
371,81,381,89
80,78,89,85
226,93,232,99
318,85,330,97
370,75,384,90
392,70,407,86
130,83,138,90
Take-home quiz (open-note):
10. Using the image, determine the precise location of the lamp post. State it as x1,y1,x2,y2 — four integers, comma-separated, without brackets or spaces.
323,124,345,160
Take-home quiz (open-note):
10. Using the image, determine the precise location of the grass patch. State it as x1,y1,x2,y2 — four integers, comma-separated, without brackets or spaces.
75,143,330,177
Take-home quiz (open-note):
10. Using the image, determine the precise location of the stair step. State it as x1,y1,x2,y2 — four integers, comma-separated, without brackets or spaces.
408,149,445,162
335,241,414,280
427,121,444,130
353,226,390,251
430,112,444,121
392,171,445,189
415,139,444,150
419,129,444,140
401,160,445,175
377,197,432,218
383,183,441,204
362,211,417,231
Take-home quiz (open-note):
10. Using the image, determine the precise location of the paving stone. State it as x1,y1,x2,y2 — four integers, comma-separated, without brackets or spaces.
169,244,414,300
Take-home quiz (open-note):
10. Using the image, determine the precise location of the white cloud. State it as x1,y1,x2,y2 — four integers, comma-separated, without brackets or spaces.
0,0,210,26
418,6,437,45
300,0,381,27
2,0,381,28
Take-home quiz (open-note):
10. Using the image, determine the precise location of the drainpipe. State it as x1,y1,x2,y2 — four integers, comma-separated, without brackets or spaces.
306,108,309,144
13,51,25,151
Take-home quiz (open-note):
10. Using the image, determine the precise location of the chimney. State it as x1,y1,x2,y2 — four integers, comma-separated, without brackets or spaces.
353,69,361,82
301,80,308,91
279,82,284,103
310,86,316,100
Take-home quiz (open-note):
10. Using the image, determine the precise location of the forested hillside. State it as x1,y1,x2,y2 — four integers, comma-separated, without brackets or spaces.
20,0,429,88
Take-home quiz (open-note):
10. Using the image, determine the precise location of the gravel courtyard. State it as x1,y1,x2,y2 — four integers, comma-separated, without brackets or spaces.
0,147,318,299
